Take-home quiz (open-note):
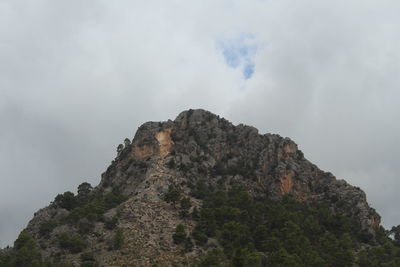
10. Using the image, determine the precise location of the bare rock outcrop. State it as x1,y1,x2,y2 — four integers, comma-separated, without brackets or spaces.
20,109,380,266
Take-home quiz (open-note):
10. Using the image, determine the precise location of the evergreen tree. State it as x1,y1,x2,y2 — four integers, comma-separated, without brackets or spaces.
113,228,124,250
164,185,181,205
173,224,186,244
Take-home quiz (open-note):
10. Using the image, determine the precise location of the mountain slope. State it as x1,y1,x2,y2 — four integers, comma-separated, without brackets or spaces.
2,109,396,267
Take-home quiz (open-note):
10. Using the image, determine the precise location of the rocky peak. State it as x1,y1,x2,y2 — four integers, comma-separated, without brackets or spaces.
101,109,379,231
14,109,381,266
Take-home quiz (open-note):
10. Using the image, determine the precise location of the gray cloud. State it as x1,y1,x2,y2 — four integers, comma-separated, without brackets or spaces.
1,0,400,247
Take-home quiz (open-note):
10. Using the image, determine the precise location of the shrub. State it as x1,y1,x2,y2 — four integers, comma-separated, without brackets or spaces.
173,224,186,244
58,233,87,253
232,248,261,267
54,191,77,210
80,252,98,267
61,191,127,226
13,232,43,266
0,251,11,266
39,220,58,237
81,262,97,267
77,182,93,204
14,231,34,250
164,185,181,205
192,227,208,245
198,248,227,267
179,197,192,217
113,228,124,250
184,237,194,252
80,252,95,262
105,216,118,230
78,220,94,234
190,180,210,199
167,158,175,169
180,197,192,210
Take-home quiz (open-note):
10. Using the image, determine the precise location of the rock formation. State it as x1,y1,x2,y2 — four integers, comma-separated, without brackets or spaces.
10,109,381,266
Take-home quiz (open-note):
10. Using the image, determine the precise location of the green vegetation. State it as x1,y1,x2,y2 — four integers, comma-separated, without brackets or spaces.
57,233,87,253
54,183,126,217
61,190,126,225
164,184,181,205
164,185,194,218
198,248,227,267
39,220,58,237
192,185,400,267
1,182,126,266
173,224,186,244
167,158,175,169
0,232,50,267
113,228,124,250
80,252,98,267
105,216,119,230
77,182,93,203
184,237,194,253
179,197,192,217
14,232,43,266
50,183,127,232
190,180,211,199
0,251,11,267
54,191,77,211
5,180,400,266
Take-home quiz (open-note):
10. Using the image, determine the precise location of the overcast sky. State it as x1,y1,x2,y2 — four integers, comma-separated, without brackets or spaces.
1,0,400,247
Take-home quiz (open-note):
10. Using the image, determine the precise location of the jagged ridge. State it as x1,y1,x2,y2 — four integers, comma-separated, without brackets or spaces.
102,109,379,229
8,109,381,266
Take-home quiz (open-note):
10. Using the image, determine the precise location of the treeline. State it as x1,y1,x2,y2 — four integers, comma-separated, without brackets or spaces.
179,183,400,266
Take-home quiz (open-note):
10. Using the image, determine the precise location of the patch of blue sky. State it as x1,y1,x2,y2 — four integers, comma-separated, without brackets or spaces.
243,61,255,79
217,33,258,80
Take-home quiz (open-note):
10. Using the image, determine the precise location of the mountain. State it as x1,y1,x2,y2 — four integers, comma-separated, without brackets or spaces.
1,109,399,267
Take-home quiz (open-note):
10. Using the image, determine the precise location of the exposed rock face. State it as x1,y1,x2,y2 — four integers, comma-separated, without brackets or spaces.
22,109,380,266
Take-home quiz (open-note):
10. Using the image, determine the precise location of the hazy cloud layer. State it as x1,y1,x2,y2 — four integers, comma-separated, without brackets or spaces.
1,0,400,247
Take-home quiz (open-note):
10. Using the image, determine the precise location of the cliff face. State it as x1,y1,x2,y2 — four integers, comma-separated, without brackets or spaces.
101,109,379,227
22,109,380,266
